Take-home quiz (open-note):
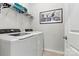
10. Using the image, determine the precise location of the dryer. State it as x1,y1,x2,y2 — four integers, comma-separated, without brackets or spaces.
0,29,44,56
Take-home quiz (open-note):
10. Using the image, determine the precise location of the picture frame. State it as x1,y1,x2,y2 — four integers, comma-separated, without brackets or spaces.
40,8,63,24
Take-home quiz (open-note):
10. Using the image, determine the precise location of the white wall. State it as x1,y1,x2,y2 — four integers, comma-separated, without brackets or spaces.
30,3,64,51
0,3,31,32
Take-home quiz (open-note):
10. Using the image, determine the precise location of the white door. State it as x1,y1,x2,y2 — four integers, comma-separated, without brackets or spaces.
65,4,79,56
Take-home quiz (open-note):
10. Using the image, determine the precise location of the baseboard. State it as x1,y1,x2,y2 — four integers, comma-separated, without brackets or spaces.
44,48,64,56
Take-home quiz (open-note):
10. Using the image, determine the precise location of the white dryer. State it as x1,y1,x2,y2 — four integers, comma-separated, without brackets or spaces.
0,29,44,56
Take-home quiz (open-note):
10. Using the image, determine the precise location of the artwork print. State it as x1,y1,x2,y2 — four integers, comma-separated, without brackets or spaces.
40,8,63,24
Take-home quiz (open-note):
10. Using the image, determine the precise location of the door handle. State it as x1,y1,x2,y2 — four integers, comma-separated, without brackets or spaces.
63,36,67,40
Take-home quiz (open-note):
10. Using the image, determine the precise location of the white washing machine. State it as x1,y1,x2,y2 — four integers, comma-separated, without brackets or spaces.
0,29,44,56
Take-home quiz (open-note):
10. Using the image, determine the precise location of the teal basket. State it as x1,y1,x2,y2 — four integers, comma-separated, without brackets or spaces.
13,3,27,13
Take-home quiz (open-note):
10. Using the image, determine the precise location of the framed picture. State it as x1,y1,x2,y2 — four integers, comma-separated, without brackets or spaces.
40,8,63,24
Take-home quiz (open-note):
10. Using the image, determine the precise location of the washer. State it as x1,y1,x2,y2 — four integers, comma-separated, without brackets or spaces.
0,29,44,56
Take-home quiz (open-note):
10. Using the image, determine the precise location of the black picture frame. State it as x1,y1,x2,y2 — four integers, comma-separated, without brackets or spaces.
40,8,63,24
